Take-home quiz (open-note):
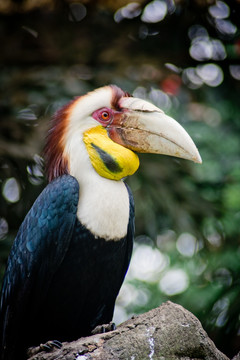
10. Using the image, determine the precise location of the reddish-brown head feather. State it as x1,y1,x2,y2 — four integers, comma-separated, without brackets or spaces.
44,99,77,182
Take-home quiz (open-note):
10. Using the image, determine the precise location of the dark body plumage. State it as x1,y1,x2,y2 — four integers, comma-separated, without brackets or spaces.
0,175,134,360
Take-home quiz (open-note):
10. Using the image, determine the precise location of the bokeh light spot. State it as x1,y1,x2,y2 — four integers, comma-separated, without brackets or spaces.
188,24,208,40
182,67,203,89
176,232,197,257
196,63,223,87
190,38,226,62
149,88,172,111
2,177,21,203
141,0,167,23
27,155,44,185
115,2,141,23
208,1,230,19
17,107,37,121
229,65,240,80
159,269,189,296
190,39,212,61
128,244,169,282
0,218,8,240
212,297,230,328
215,19,237,36
113,305,128,325
68,3,87,22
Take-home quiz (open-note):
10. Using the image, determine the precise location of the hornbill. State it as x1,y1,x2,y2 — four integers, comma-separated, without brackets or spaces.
0,85,201,360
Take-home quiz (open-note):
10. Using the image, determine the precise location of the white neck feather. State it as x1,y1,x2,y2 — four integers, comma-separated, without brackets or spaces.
76,171,130,240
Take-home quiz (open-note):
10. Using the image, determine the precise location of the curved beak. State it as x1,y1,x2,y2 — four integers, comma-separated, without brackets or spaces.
108,97,202,164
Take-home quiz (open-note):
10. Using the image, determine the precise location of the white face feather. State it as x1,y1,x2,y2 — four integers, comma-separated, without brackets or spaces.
63,86,130,240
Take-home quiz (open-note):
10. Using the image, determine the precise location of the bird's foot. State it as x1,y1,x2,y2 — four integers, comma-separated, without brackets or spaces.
27,340,62,356
91,321,116,335
40,340,62,352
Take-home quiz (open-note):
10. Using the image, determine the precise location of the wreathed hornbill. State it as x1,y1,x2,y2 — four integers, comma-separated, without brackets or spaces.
0,85,201,359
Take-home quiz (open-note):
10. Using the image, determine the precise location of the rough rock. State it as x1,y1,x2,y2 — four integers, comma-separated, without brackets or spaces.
28,301,229,360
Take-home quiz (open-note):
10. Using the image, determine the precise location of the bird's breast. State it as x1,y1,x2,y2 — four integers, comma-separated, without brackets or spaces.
76,177,130,241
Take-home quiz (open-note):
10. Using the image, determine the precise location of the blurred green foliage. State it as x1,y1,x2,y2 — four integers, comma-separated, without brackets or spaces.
1,0,240,357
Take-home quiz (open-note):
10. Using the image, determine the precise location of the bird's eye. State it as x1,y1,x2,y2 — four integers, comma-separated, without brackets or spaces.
92,107,113,126
101,111,110,121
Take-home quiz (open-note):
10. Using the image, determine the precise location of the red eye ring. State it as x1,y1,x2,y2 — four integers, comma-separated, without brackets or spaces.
92,107,113,126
